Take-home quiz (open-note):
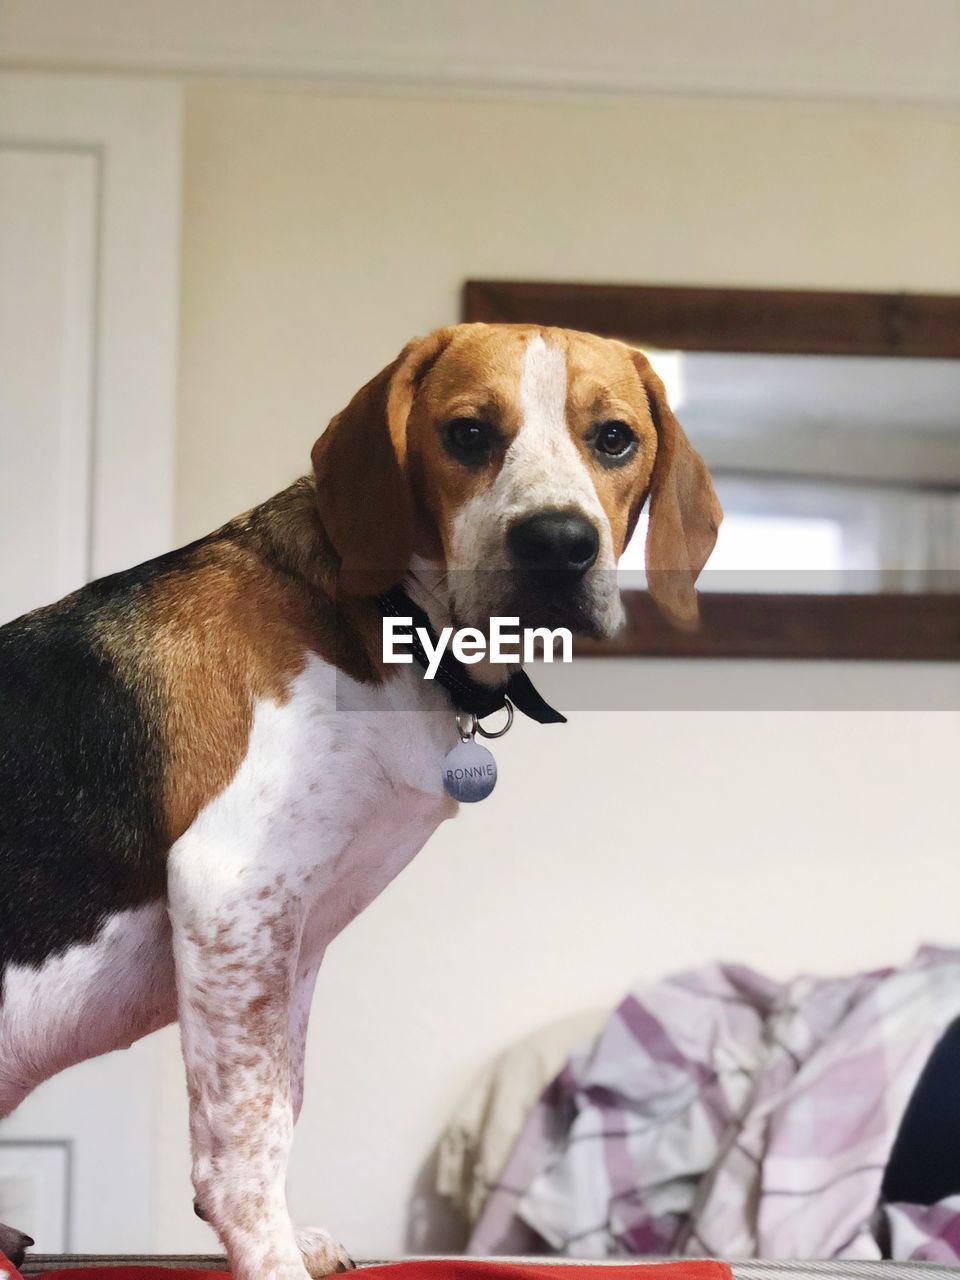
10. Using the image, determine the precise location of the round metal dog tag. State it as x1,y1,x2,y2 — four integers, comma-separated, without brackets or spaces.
442,738,498,803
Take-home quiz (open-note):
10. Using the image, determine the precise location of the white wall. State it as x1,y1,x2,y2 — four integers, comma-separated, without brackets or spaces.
154,85,960,1256
175,87,960,543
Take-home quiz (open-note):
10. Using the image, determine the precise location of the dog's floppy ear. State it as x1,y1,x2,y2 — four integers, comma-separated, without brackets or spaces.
312,329,453,595
630,349,722,629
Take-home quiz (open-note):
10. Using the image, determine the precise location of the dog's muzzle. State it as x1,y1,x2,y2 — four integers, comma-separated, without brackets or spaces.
503,509,607,635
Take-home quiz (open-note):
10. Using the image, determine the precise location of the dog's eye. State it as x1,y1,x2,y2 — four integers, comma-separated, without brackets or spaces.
594,421,637,459
445,417,494,461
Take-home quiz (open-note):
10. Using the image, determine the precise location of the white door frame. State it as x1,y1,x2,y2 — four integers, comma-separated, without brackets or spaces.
0,71,181,1251
0,71,181,578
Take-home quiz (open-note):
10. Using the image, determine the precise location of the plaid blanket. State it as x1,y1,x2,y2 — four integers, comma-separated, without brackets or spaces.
469,948,960,1262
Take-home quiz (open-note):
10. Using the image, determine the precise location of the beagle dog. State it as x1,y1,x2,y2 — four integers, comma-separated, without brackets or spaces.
0,324,720,1278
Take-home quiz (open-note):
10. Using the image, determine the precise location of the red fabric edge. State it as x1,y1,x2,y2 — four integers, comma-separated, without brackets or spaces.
356,1264,732,1280
0,1254,733,1280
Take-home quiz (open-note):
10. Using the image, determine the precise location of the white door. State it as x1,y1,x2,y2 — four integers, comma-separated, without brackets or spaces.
0,71,181,622
0,146,97,622
0,72,181,1251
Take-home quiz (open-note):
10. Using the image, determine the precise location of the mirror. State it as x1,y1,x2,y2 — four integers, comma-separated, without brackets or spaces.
464,280,960,658
624,350,960,595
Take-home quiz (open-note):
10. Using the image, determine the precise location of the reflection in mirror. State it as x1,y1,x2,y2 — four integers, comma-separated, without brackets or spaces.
618,351,960,595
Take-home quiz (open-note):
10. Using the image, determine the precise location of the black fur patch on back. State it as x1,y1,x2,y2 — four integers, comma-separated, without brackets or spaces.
0,551,199,977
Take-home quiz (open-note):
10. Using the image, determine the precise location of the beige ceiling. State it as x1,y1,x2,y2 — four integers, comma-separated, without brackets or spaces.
1,0,959,105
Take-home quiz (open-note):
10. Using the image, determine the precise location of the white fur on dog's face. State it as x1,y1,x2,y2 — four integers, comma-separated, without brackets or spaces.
448,336,621,635
408,326,658,637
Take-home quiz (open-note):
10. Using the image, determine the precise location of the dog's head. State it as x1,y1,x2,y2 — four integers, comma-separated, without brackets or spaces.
312,323,721,636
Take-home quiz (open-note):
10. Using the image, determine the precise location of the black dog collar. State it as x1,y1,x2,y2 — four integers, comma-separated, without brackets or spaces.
376,586,566,726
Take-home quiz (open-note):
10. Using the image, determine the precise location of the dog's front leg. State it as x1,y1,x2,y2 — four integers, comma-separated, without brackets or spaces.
169,860,350,1280
289,952,323,1124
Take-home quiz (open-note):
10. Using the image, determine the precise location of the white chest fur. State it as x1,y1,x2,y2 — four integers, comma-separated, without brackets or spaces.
170,654,460,957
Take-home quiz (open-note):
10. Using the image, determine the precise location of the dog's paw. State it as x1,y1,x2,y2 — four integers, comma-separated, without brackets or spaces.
0,1223,35,1268
295,1226,354,1276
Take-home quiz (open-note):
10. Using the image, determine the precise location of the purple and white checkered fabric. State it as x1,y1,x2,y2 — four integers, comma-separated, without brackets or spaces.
469,948,960,1261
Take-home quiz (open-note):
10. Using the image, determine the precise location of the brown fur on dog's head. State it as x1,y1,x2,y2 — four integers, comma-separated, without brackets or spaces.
311,330,454,597
312,323,721,633
629,348,723,629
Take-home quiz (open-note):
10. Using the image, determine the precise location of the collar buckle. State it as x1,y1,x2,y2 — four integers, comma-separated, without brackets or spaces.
476,699,514,740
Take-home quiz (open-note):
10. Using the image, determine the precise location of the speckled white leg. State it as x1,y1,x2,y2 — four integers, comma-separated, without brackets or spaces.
170,876,321,1280
289,952,323,1125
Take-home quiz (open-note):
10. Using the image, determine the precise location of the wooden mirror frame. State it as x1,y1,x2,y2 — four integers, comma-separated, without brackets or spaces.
464,280,960,660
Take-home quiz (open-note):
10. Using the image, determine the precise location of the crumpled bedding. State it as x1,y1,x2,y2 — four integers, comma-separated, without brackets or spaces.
467,948,960,1262
437,1011,604,1224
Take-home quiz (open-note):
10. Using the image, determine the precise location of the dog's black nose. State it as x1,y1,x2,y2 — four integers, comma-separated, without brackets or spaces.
507,510,600,579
